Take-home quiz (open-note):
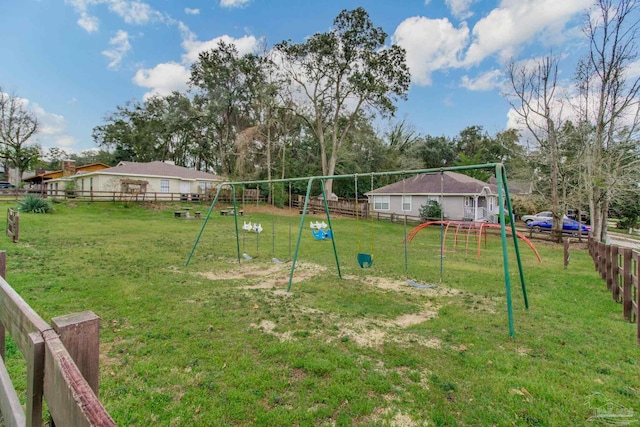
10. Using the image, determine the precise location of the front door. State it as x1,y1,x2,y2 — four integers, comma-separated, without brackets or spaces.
180,181,190,194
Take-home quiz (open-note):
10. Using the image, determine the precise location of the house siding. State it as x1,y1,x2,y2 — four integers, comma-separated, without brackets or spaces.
368,194,497,221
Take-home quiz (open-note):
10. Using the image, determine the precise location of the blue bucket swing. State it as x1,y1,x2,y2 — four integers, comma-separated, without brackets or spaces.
355,174,374,269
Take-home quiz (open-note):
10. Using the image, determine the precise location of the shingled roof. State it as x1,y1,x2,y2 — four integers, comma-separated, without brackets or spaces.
367,171,497,196
96,161,222,181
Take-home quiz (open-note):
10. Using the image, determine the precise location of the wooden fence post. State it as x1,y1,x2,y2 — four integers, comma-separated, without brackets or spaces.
563,238,570,268
609,245,618,298
0,250,5,360
598,242,606,279
51,311,100,395
633,251,640,345
622,248,633,321
26,331,45,427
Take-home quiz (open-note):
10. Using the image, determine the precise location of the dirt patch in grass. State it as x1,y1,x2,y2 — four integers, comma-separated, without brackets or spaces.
251,319,294,342
194,261,327,289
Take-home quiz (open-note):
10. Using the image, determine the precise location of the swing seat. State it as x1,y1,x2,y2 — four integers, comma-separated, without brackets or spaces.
407,280,436,289
357,253,373,268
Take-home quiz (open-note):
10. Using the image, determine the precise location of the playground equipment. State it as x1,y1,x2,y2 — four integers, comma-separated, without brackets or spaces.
405,221,542,262
310,221,333,240
241,220,262,260
400,171,445,288
185,163,530,338
354,174,374,268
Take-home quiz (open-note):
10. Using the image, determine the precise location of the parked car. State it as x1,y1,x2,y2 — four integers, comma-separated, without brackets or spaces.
521,211,569,224
0,182,15,189
527,218,591,235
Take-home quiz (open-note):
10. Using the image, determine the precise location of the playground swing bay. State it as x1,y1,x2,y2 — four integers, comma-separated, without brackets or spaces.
186,163,531,338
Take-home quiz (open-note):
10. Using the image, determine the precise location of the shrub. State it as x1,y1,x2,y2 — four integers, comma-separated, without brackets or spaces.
18,195,52,213
420,200,442,221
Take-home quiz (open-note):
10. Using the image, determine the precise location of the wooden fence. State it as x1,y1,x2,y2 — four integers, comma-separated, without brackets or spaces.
0,251,115,426
6,209,18,243
588,237,639,344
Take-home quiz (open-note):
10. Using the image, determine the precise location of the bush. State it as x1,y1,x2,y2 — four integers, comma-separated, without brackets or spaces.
18,195,52,213
420,200,442,221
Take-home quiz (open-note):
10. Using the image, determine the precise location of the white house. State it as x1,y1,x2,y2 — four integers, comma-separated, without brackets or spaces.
366,171,501,222
46,161,224,200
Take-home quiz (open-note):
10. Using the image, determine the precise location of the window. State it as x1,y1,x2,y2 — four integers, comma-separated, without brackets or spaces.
198,181,213,193
465,197,475,207
160,180,170,193
402,195,411,211
374,195,390,210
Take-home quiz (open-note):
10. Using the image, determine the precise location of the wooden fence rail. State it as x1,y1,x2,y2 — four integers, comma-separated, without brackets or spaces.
0,251,115,426
588,237,639,344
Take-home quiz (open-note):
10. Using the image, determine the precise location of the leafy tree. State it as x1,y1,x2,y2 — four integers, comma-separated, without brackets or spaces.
275,7,410,195
190,42,268,176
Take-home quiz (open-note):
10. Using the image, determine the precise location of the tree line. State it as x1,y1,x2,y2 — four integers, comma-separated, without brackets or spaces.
1,3,639,242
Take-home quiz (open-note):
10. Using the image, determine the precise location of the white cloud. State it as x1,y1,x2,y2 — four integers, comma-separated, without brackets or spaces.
132,62,191,99
102,30,132,69
626,59,640,80
65,0,169,31
108,0,167,24
460,69,505,91
133,23,261,98
184,8,200,15
464,0,591,65
220,0,250,8
77,12,99,32
446,0,476,20
4,97,78,151
393,16,469,86
181,34,261,64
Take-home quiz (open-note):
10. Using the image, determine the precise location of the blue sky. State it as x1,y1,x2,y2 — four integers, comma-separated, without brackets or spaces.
0,0,594,155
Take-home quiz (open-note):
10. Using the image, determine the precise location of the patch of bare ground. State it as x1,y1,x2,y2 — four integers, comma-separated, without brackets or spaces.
193,261,327,290
333,303,442,349
352,275,463,298
250,319,294,342
366,407,426,427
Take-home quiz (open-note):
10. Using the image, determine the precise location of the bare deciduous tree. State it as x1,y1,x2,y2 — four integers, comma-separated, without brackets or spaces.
0,89,39,181
574,0,640,241
507,56,566,241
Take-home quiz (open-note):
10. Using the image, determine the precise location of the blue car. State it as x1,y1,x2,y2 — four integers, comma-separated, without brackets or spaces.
527,218,591,235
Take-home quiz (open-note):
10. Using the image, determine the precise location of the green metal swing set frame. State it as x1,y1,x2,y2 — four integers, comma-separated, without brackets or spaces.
185,163,529,338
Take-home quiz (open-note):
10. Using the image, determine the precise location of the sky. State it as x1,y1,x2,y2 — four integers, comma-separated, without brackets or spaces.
0,0,596,155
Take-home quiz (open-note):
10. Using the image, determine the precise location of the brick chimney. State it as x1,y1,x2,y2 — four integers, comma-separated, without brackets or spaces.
62,160,76,177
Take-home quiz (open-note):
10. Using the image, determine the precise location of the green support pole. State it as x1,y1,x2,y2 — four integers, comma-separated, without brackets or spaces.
499,165,529,309
287,177,314,292
231,184,241,264
185,184,224,267
496,165,515,338
319,179,342,279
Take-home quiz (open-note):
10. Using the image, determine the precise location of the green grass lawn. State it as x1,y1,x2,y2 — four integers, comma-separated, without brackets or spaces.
1,200,639,426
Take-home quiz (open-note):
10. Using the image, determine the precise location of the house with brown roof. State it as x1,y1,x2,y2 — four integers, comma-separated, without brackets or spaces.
45,161,224,200
23,162,111,191
366,172,500,222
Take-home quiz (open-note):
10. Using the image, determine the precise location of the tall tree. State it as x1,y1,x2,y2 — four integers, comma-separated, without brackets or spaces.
190,42,267,176
507,55,566,241
0,89,39,180
574,0,640,241
275,7,410,196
